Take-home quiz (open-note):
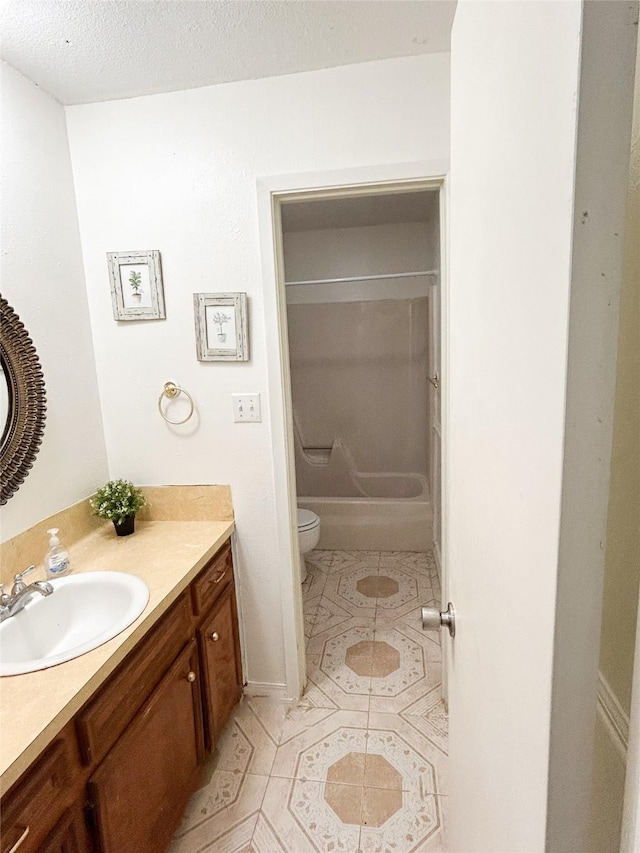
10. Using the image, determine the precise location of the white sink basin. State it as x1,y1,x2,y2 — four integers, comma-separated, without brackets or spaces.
0,572,150,676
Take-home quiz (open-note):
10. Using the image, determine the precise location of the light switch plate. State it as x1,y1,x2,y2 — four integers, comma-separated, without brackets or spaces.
232,393,261,422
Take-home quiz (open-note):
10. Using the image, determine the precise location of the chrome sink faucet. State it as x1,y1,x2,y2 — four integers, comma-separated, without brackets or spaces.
0,565,54,622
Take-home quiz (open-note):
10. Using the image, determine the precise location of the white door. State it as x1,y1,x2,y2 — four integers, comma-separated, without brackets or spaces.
443,2,637,851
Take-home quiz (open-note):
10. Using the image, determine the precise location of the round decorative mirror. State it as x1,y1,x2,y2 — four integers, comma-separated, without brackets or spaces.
0,296,46,504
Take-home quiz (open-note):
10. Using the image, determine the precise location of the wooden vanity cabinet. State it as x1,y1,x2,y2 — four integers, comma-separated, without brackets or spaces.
39,805,93,853
1,537,243,853
75,594,194,769
87,641,203,853
192,541,243,750
0,726,86,853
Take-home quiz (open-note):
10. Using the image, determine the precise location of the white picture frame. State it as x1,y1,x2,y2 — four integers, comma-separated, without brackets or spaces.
193,293,249,362
107,250,166,321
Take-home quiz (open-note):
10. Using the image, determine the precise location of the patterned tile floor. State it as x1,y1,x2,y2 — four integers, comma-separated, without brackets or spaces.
170,550,448,853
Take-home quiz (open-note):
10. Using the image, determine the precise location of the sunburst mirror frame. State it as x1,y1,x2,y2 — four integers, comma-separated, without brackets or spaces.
0,296,46,505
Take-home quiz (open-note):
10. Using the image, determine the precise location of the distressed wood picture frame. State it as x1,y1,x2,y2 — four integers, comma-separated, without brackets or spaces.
193,293,249,361
107,250,166,321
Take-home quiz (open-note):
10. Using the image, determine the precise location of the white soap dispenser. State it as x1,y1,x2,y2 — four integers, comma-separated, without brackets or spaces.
45,528,71,578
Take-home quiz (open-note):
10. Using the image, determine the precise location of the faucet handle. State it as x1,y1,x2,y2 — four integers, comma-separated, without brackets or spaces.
12,565,36,594
14,565,36,583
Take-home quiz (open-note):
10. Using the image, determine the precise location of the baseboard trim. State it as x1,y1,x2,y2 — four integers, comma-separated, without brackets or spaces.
243,681,294,703
597,670,630,762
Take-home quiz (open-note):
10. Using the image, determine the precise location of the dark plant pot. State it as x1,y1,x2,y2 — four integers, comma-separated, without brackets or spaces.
114,515,135,536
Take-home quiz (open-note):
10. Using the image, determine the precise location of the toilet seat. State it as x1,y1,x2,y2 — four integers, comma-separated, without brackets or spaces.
297,508,319,532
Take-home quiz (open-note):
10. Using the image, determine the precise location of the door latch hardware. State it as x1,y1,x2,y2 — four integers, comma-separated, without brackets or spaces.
421,602,455,638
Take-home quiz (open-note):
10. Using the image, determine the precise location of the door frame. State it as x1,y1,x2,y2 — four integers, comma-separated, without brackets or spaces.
257,160,449,699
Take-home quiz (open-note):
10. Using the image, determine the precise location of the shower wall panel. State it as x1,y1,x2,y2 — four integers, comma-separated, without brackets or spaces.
287,297,429,479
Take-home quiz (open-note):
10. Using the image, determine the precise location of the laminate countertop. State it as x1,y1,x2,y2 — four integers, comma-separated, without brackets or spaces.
0,518,235,796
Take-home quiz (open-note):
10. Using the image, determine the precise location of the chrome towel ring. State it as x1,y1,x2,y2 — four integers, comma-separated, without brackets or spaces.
158,381,194,425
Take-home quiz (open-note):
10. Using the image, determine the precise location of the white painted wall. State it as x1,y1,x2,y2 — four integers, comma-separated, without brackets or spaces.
596,13,640,733
546,2,637,847
0,63,108,542
618,40,640,853
589,709,627,852
65,54,450,692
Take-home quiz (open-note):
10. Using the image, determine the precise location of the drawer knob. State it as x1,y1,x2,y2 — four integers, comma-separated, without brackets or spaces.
186,671,197,683
211,632,220,642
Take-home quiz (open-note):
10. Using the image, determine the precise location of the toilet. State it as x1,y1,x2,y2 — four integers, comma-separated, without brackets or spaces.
297,508,320,583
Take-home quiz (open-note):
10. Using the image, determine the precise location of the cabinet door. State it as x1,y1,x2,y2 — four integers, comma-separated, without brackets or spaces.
77,594,192,767
198,585,242,746
87,642,203,853
0,728,80,853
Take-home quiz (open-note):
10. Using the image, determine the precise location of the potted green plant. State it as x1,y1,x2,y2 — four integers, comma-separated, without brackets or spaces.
129,270,143,303
89,479,147,537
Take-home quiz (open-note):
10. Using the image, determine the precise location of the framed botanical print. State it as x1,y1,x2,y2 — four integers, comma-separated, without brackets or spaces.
107,250,166,321
193,293,249,361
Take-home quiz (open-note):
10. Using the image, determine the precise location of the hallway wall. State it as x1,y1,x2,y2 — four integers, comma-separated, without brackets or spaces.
588,39,640,853
599,40,640,725
447,1,636,849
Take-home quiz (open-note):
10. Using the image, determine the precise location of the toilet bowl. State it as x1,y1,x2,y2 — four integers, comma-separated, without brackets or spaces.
297,508,320,584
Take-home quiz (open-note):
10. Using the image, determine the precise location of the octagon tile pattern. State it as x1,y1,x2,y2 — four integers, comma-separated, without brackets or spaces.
361,785,404,827
171,549,447,853
362,754,403,792
344,639,402,678
372,570,419,611
326,751,367,786
367,628,425,697
357,574,400,599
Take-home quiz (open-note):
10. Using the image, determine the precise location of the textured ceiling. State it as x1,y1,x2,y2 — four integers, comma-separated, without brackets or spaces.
281,191,439,232
0,0,456,105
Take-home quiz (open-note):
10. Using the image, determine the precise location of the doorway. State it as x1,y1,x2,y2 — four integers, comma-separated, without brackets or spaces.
262,170,446,698
260,174,449,847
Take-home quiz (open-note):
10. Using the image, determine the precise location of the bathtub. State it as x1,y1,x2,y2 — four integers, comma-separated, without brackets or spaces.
298,473,431,552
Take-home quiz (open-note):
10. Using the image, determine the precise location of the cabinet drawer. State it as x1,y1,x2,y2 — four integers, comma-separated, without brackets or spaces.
1,731,78,853
191,541,232,618
76,593,192,767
